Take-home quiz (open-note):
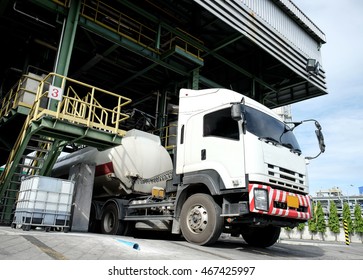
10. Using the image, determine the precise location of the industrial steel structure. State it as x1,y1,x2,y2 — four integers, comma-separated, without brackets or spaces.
0,0,327,226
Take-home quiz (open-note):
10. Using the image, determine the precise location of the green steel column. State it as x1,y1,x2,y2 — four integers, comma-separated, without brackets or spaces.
40,139,65,177
192,68,200,90
157,90,167,130
50,0,81,111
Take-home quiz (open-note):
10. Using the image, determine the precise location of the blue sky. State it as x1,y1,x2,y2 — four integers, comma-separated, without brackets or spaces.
292,1,363,196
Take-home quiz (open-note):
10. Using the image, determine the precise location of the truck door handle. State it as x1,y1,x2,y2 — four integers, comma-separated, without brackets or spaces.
201,149,206,160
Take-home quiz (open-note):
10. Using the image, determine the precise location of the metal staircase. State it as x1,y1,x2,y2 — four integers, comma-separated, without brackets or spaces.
0,72,132,224
0,135,59,224
17,136,55,177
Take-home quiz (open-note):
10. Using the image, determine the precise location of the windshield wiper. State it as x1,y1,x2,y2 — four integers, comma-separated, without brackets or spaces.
282,143,302,155
259,136,280,146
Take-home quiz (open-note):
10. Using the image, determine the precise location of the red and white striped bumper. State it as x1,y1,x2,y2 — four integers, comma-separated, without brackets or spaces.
249,184,311,220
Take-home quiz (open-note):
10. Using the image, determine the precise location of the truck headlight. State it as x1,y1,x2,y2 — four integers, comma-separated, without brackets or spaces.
254,189,268,211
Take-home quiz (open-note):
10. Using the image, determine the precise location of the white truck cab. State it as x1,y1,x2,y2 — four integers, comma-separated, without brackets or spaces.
174,88,324,246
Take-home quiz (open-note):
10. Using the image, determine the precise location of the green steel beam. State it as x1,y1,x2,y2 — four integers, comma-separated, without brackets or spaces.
202,34,245,56
30,0,67,15
90,0,276,93
161,46,204,67
40,139,66,176
72,44,119,79
30,117,123,148
119,0,205,50
118,0,159,23
210,51,277,93
0,113,125,223
28,0,276,99
199,75,224,88
0,106,30,124
78,18,189,76
111,63,159,91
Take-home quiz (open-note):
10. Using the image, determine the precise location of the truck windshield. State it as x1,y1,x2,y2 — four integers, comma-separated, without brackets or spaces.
245,106,301,154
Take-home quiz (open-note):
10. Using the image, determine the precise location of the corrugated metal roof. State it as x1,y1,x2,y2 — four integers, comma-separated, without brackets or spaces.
193,0,327,98
240,0,326,60
273,0,326,43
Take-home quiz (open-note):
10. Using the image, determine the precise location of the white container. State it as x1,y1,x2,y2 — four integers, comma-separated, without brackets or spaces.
14,176,75,228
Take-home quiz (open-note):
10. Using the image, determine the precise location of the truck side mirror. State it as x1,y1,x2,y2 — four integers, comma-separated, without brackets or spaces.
231,103,247,134
315,121,325,153
231,103,243,121
305,120,326,160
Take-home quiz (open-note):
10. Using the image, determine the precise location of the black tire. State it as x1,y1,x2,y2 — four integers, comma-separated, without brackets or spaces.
88,204,101,233
241,225,281,248
100,203,124,235
180,193,223,246
123,221,135,237
22,225,31,231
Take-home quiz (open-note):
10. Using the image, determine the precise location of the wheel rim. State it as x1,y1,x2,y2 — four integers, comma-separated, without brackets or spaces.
104,212,115,232
187,205,208,233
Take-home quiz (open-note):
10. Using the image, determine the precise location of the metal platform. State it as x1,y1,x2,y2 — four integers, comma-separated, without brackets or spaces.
0,72,132,225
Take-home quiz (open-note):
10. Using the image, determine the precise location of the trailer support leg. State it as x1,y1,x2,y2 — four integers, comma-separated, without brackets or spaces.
68,162,95,232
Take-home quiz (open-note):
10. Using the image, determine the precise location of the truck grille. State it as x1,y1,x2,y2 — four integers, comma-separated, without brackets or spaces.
267,164,306,192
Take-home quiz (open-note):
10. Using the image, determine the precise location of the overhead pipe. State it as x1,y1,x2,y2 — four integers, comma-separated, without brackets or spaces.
34,39,58,52
13,2,56,28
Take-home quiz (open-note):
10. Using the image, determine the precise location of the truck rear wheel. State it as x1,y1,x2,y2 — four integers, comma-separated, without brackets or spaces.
180,193,223,246
241,225,280,248
88,204,100,233
101,203,124,235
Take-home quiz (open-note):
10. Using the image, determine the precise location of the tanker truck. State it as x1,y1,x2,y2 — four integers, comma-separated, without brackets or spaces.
52,88,325,247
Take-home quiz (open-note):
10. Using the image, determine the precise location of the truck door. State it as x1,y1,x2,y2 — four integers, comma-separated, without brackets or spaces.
183,107,246,189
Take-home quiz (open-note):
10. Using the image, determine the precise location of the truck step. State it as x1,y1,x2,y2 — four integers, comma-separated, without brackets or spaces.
123,215,173,221
126,201,175,209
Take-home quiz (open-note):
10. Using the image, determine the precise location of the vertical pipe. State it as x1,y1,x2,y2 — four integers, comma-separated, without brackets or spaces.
162,91,168,128
155,91,160,128
156,23,161,50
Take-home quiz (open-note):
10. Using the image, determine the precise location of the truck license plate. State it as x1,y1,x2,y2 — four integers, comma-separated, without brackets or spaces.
287,195,299,208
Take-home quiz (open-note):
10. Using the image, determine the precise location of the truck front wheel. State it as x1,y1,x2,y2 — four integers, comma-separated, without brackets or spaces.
241,225,280,248
180,193,223,246
101,203,124,235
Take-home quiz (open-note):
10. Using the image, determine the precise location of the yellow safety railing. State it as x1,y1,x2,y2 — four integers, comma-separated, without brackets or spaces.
0,72,132,182
52,0,70,8
166,28,204,60
81,0,157,53
31,72,132,135
153,123,178,150
0,74,43,120
80,0,204,61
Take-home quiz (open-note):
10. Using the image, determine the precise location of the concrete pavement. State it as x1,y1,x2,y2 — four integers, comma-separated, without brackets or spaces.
0,226,142,260
0,226,226,260
1,226,362,260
